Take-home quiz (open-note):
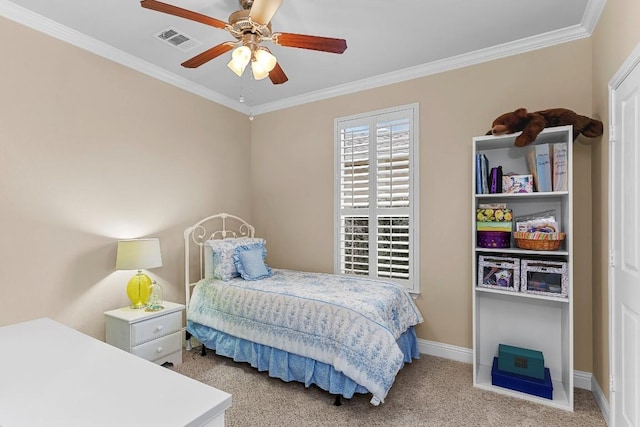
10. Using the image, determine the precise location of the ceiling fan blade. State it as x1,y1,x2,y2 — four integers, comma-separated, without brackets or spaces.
273,33,347,54
140,0,227,29
269,62,288,85
249,0,282,25
181,43,235,68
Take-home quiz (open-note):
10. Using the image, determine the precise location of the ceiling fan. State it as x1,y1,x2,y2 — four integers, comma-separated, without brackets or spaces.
140,0,348,85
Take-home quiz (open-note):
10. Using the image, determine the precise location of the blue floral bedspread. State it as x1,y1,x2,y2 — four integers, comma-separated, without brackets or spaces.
187,269,423,404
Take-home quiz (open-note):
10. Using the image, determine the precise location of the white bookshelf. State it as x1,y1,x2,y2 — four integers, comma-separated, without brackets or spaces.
471,126,574,411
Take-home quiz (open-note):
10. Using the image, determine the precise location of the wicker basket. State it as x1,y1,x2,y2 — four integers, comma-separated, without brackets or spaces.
514,231,566,251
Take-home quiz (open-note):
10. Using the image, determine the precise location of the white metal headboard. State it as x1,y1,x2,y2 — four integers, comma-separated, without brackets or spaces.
183,212,255,310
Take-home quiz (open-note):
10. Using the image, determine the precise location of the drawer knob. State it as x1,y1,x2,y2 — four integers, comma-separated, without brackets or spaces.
156,347,163,353
155,325,164,332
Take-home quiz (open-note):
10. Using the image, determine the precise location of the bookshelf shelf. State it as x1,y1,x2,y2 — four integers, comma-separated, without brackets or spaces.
476,191,568,200
475,286,570,303
472,126,574,411
475,247,569,256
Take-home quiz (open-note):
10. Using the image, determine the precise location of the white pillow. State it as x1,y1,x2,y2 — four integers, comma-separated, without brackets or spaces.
204,237,265,281
204,244,214,278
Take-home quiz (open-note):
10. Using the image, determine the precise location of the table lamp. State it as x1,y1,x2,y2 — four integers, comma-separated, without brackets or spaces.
115,238,163,309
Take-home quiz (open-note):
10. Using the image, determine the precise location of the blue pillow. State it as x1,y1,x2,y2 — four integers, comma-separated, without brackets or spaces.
233,243,272,281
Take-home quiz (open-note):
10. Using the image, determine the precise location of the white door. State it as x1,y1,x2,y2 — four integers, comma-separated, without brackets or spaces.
611,49,640,427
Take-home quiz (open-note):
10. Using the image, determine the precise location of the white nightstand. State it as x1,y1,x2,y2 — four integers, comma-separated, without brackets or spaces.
105,301,185,366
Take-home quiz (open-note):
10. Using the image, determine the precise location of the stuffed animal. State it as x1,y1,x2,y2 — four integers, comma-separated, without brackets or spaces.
487,108,603,147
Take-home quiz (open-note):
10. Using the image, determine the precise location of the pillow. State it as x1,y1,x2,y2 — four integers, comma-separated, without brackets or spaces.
233,242,272,281
205,237,265,281
204,244,214,278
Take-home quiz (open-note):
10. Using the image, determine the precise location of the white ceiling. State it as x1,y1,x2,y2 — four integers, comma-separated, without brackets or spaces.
1,0,605,115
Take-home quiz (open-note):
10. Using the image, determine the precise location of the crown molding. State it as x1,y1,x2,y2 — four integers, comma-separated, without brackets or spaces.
0,0,249,115
251,24,592,115
581,0,607,34
1,0,601,117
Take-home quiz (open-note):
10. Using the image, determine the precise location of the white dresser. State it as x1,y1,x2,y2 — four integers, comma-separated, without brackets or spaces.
0,317,231,427
105,301,184,365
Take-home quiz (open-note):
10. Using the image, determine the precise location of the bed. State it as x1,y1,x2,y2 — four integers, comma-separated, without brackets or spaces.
183,213,423,405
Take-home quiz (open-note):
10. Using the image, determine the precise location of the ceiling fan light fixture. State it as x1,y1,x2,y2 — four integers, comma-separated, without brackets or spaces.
227,58,246,77
251,61,270,80
250,47,277,80
227,45,251,76
254,48,277,72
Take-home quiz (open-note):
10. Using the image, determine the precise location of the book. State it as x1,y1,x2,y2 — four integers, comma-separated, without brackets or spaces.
525,148,539,192
535,143,552,192
551,143,568,191
489,166,503,193
480,154,489,194
476,154,483,194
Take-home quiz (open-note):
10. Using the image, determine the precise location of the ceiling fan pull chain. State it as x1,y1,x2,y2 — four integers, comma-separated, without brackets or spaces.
239,70,246,103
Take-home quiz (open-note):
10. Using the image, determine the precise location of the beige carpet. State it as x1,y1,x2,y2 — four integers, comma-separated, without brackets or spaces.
172,348,606,427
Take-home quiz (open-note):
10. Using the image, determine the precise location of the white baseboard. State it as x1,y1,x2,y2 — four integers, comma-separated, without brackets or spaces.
417,338,473,364
591,374,610,426
574,369,593,390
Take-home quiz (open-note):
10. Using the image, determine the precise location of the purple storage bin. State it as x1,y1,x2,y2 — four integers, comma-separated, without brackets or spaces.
477,231,511,248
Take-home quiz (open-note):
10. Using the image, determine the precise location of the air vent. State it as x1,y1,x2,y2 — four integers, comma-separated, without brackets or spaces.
154,27,202,52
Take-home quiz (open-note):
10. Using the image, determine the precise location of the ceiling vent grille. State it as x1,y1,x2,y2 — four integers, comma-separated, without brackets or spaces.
154,27,202,52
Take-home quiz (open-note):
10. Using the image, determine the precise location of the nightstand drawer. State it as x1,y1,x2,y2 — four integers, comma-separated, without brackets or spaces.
132,331,182,361
131,311,181,346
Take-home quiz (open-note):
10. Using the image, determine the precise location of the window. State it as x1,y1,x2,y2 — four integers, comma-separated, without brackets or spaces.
334,104,419,293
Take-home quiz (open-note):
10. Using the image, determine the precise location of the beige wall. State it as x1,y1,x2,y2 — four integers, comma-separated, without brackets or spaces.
4,2,638,399
251,39,596,372
0,18,251,339
590,0,640,401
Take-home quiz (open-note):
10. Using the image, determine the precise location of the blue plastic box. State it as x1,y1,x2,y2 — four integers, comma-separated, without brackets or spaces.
498,344,545,380
491,357,553,400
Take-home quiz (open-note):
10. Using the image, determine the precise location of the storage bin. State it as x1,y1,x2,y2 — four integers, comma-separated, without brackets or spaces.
498,344,545,380
491,357,553,400
477,255,520,292
477,208,512,248
477,231,511,248
520,259,568,297
514,231,565,251
477,221,513,232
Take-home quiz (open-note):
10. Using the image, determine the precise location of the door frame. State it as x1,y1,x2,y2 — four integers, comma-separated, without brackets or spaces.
608,39,640,427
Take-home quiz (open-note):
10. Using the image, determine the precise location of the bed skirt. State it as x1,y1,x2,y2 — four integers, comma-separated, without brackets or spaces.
187,320,420,402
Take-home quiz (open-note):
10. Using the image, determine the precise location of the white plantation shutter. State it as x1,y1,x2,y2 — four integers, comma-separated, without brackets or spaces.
335,104,419,293
376,119,410,208
340,216,369,275
377,216,410,280
340,125,370,209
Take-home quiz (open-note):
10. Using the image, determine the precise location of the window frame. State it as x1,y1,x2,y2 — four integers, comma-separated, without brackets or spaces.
333,103,420,294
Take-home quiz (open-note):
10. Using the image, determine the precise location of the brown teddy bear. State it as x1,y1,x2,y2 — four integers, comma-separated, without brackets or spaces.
487,108,603,147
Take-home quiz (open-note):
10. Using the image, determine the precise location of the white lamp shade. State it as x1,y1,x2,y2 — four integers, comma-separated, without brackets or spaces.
232,45,251,63
227,45,251,77
251,61,270,80
254,49,277,72
227,58,247,77
251,49,276,80
115,238,163,270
